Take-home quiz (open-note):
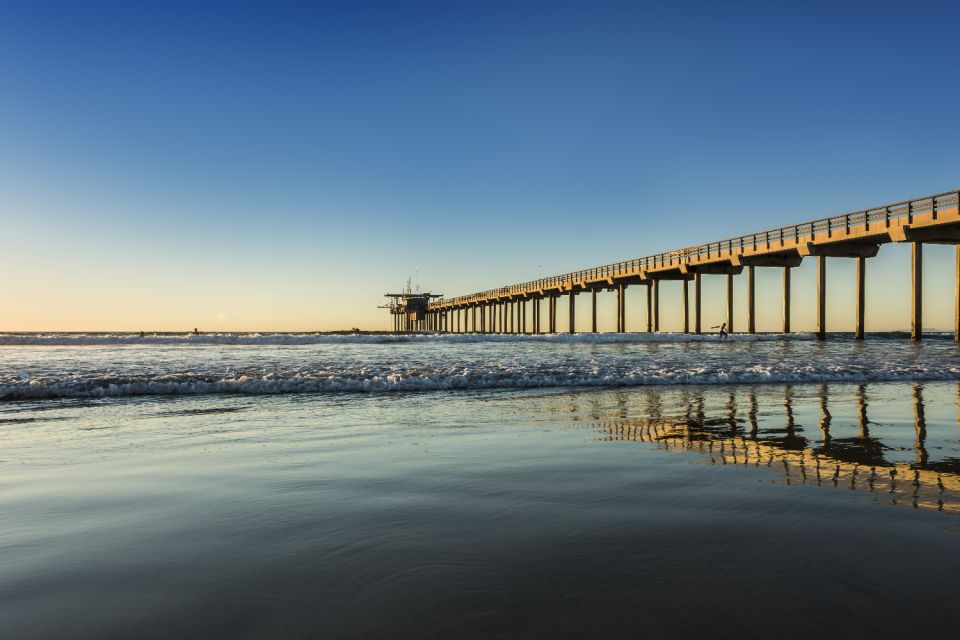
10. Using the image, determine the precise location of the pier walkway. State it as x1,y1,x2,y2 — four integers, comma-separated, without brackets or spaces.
410,189,960,340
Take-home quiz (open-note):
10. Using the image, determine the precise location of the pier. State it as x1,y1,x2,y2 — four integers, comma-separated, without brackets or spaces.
401,189,960,340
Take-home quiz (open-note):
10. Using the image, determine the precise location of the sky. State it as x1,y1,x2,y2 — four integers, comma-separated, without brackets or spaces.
1,0,959,332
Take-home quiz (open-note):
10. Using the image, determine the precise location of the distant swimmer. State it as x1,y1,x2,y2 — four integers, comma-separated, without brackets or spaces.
139,331,145,338
193,327,199,335
711,322,728,340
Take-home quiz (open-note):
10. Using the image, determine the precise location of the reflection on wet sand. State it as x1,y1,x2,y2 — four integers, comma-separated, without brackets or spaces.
598,383,960,514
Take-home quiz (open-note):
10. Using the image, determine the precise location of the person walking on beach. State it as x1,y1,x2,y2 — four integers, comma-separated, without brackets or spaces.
711,322,728,340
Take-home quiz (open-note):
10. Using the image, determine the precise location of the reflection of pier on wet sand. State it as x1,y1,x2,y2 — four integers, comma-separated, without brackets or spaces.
597,384,960,514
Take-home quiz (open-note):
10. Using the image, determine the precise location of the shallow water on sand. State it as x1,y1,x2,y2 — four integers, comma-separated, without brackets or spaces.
2,374,960,638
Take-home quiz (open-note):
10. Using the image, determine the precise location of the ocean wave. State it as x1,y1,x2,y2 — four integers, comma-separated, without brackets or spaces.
3,362,959,400
0,331,822,346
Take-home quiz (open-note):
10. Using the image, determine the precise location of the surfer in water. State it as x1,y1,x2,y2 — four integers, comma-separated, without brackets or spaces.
711,322,728,340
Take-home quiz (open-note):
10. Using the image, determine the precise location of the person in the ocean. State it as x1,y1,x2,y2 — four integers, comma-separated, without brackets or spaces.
139,331,145,338
193,327,199,335
711,322,728,339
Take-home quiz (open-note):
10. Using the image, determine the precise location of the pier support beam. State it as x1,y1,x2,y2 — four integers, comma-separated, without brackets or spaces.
817,256,826,340
912,242,923,341
747,265,755,334
682,279,689,333
592,289,598,332
549,295,557,333
652,280,660,332
726,274,734,333
783,267,791,334
956,247,960,342
616,284,626,333
535,297,541,334
694,273,702,334
646,284,652,332
569,292,577,334
855,257,865,340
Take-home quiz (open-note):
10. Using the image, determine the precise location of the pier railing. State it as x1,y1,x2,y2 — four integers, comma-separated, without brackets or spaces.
432,190,960,308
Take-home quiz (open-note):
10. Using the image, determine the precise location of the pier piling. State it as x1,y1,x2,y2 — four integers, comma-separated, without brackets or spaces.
817,256,826,340
912,242,923,341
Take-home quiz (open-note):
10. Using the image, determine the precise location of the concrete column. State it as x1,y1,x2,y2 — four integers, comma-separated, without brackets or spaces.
955,246,960,342
682,279,689,333
591,289,598,333
645,284,652,332
855,256,865,340
620,285,627,332
912,242,923,341
569,292,577,334
694,273,702,334
747,265,755,334
534,298,540,334
552,296,558,333
783,267,791,334
620,284,627,333
726,274,734,333
615,286,622,332
817,256,826,340
652,280,660,332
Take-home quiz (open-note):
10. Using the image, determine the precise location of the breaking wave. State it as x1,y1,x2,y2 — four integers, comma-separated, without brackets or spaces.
3,361,959,400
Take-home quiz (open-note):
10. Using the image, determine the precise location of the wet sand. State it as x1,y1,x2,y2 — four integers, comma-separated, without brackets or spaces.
2,381,960,637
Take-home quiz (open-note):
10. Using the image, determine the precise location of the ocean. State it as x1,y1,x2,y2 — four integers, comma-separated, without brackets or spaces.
2,333,960,637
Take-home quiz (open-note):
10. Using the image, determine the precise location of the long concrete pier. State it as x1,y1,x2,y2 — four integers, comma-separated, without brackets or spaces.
412,190,960,340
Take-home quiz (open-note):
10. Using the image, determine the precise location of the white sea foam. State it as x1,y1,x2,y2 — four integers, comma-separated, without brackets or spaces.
2,361,958,400
2,332,956,400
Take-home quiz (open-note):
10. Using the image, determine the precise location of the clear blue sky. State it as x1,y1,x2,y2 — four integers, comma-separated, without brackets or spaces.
1,0,958,331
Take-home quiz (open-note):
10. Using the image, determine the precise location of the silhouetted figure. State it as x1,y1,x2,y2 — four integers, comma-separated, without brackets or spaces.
193,327,199,335
711,322,728,339
139,331,145,338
